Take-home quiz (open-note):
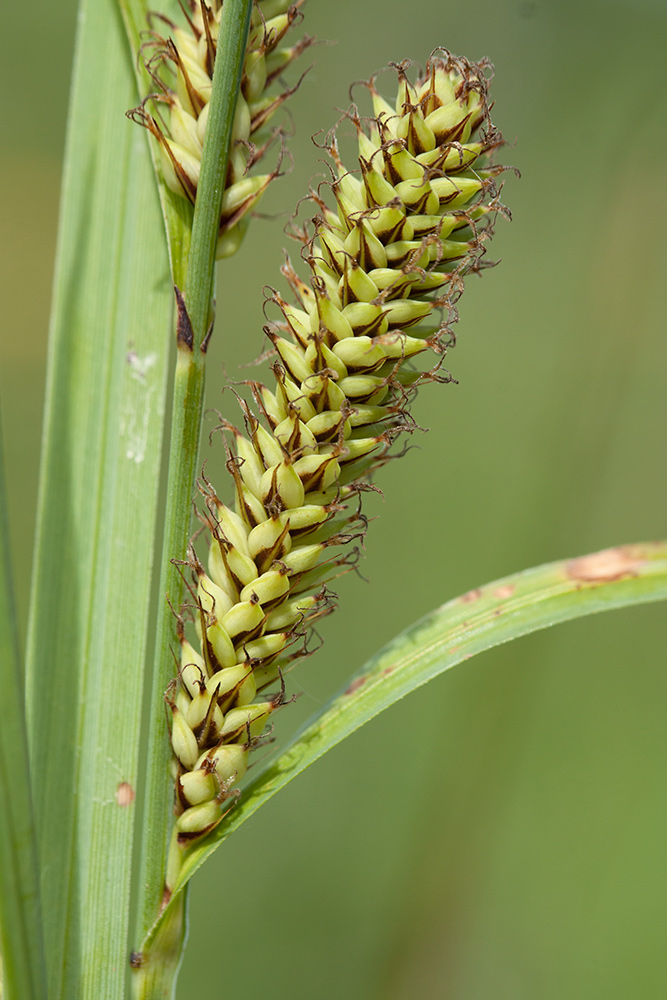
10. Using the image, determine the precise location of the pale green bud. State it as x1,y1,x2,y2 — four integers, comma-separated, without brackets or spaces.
200,743,248,791
430,175,483,207
305,410,351,443
374,332,428,360
274,411,319,456
247,517,292,567
197,571,234,621
220,174,271,225
395,110,437,155
382,299,434,328
221,600,265,643
234,435,266,497
180,637,207,698
279,504,330,533
208,543,240,602
206,620,237,669
292,453,341,493
206,664,256,709
243,48,268,102
347,403,390,428
303,341,347,381
339,261,380,306
279,542,326,576
218,542,259,591
333,336,387,371
393,178,439,215
276,374,317,423
179,769,217,807
337,374,388,403
220,702,274,743
171,708,199,769
212,502,251,557
341,436,383,462
243,632,290,663
170,105,202,159
271,336,313,384
259,461,305,511
240,568,291,606
176,800,221,835
264,594,320,631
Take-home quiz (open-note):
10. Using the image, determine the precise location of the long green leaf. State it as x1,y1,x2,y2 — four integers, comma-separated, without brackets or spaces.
0,412,47,999
25,0,171,996
141,540,667,949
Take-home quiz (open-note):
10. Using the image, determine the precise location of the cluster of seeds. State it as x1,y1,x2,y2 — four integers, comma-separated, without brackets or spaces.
130,0,312,257
166,51,507,881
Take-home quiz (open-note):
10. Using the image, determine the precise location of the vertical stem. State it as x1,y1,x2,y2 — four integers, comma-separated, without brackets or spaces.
134,0,253,968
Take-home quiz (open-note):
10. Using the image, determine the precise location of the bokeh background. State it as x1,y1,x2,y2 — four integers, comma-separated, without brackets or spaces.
2,0,666,997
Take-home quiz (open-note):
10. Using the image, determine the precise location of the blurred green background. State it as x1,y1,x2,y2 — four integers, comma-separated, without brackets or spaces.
1,0,666,997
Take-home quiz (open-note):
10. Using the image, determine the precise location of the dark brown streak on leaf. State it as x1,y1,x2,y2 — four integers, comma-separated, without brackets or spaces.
175,285,194,351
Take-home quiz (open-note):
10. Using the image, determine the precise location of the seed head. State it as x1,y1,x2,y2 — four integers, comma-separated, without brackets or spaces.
165,52,512,880
129,0,313,256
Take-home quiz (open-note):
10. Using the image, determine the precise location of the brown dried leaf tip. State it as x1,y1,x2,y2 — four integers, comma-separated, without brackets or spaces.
128,0,313,257
164,51,513,886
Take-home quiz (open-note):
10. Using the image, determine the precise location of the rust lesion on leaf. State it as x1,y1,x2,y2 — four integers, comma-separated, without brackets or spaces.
565,546,644,584
116,781,135,807
345,676,367,696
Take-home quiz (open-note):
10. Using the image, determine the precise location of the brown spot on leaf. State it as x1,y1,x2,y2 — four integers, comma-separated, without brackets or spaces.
116,782,135,807
461,588,483,603
175,285,194,351
566,546,644,584
382,665,395,676
493,584,516,599
345,676,367,696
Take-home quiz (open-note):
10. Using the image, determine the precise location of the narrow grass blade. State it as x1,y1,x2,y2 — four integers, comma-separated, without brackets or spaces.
0,412,47,1000
25,0,171,995
140,541,667,947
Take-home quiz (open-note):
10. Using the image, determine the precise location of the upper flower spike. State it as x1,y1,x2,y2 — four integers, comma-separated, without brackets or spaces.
129,0,313,257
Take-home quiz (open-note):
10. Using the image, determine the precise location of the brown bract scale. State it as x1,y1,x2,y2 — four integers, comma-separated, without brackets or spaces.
164,51,511,888
128,0,313,257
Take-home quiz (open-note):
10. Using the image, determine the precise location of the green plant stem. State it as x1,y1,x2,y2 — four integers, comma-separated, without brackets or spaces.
134,0,253,962
0,412,47,1000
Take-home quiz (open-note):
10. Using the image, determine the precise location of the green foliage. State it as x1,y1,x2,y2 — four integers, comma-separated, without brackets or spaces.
22,0,171,995
0,1,664,998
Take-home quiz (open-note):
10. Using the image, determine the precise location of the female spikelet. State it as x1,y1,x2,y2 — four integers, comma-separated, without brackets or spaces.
130,0,312,256
165,51,508,885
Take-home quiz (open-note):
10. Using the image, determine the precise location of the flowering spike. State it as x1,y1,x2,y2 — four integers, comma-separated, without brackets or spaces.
129,0,313,257
164,52,512,884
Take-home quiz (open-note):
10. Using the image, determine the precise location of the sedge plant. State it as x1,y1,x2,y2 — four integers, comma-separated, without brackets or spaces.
0,1,665,999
